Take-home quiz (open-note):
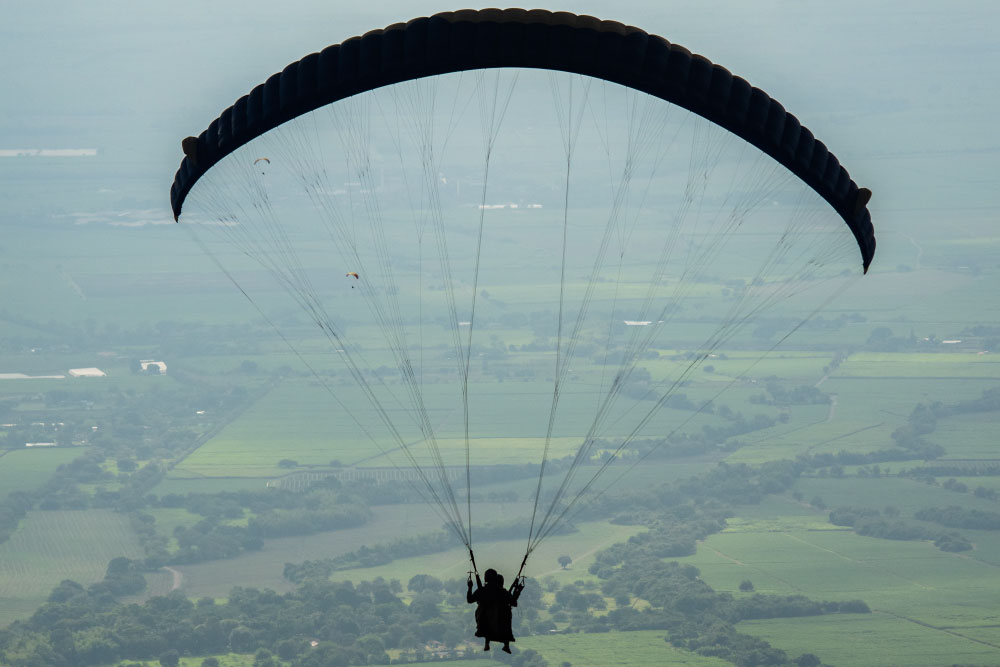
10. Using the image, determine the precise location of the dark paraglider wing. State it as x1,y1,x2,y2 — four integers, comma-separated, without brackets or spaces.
169,9,874,271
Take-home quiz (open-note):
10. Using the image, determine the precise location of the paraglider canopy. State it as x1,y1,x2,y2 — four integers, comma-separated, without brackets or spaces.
170,8,873,272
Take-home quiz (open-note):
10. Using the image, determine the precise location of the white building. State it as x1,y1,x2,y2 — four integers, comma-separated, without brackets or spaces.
68,367,106,377
140,360,167,374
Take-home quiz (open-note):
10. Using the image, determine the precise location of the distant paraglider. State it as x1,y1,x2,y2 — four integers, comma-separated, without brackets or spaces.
253,157,270,175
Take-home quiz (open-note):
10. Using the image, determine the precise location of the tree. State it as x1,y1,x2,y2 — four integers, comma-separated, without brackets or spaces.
557,555,572,569
410,592,441,619
158,649,180,667
229,625,256,653
739,580,754,592
253,648,279,667
408,574,443,593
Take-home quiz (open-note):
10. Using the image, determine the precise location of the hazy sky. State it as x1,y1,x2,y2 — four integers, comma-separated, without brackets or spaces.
2,1,998,239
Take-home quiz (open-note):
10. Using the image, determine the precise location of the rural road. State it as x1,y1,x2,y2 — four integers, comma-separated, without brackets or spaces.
163,566,183,591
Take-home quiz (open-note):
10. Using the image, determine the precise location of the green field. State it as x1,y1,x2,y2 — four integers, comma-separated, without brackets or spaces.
792,476,1000,516
326,519,646,589
0,447,83,495
176,375,728,477
165,502,530,599
673,495,1000,664
728,375,1000,464
741,613,1000,667
930,411,1000,459
151,476,272,495
519,630,733,666
836,352,1000,379
0,510,143,626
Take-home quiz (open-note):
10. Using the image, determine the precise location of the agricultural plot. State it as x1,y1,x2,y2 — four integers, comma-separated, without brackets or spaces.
0,510,143,626
674,500,1000,663
169,502,529,599
740,612,1000,667
176,374,726,477
727,375,1000,464
326,520,646,590
930,411,1000,460
0,447,82,495
835,268,983,331
793,476,1000,516
371,660,495,667
723,404,834,464
952,476,1000,494
1,221,266,327
668,350,833,385
86,653,266,667
518,630,733,666
151,476,270,495
824,376,999,419
836,352,1000,379
174,379,380,476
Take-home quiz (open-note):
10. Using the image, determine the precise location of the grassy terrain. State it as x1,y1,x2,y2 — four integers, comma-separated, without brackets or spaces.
166,502,519,599
792,476,1000,515
741,613,1000,667
128,637,731,667
325,519,647,588
930,411,1000,459
836,352,1000,379
727,375,1000,464
175,374,729,477
675,494,1000,665
518,630,734,666
151,476,272,495
0,447,83,495
0,510,143,626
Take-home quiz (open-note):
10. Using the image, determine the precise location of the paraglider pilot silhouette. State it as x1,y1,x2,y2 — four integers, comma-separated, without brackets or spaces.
467,568,524,653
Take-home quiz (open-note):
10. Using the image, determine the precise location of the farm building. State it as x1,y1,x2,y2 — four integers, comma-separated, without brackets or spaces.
68,367,106,377
140,360,167,374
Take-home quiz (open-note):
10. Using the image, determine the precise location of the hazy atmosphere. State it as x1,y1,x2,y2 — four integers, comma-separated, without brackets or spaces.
1,2,999,666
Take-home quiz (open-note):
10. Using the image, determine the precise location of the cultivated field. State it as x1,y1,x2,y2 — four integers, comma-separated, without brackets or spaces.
0,447,82,495
0,510,144,626
324,519,647,589
174,374,731,478
741,613,1000,667
518,630,734,666
675,495,1000,665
